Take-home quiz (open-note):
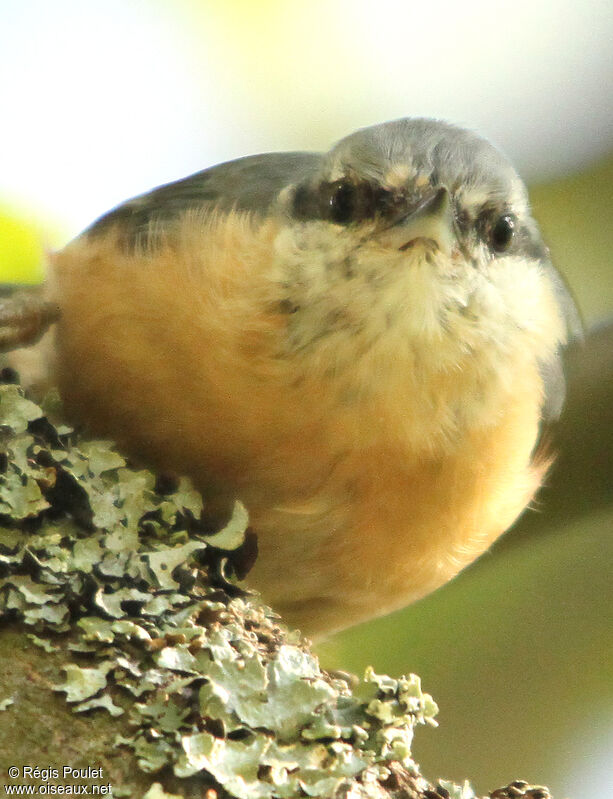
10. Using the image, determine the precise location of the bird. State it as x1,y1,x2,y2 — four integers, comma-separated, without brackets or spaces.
3,118,581,637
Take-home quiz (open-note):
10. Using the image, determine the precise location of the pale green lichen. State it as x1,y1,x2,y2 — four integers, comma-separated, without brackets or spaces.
56,661,116,703
0,379,552,799
143,784,183,799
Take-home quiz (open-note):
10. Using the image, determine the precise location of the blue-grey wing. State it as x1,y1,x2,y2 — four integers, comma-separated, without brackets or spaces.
540,262,583,421
85,152,322,248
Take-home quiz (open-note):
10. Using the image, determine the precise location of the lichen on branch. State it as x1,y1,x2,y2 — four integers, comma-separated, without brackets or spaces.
0,376,551,799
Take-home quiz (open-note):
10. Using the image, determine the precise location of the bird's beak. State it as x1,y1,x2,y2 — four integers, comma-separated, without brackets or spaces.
378,187,456,258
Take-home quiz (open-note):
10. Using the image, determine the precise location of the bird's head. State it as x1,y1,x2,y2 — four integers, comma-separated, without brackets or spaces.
272,118,578,419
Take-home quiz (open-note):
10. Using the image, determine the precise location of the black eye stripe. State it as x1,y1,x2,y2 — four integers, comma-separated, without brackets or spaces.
326,180,358,224
294,184,535,264
472,206,518,254
292,183,320,221
292,179,397,224
490,214,516,252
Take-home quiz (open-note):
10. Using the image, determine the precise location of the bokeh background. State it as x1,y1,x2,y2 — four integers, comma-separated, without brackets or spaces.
1,2,612,797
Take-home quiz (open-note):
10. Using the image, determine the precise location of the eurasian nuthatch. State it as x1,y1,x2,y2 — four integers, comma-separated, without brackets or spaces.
4,118,581,636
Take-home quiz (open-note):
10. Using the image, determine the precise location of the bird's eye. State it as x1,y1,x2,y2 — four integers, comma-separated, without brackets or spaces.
327,180,358,224
490,214,516,252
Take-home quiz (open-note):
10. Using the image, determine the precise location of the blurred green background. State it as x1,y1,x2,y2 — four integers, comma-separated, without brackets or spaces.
1,2,611,797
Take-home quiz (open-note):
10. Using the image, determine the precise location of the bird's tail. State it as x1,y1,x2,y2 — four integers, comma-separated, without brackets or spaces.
0,282,59,396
